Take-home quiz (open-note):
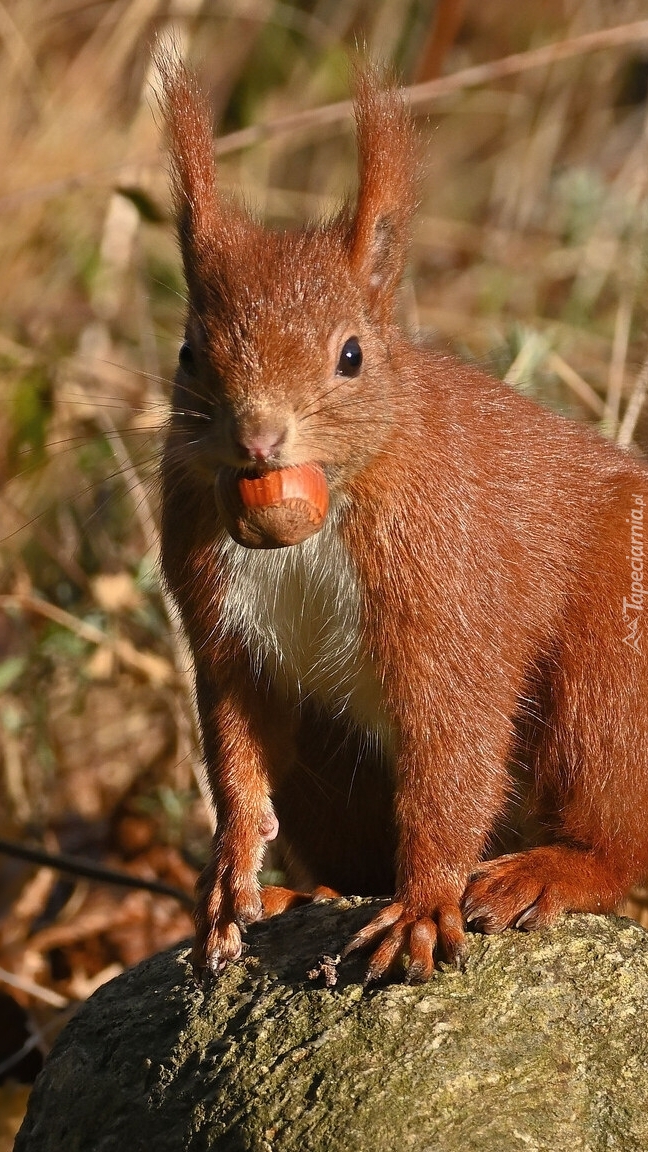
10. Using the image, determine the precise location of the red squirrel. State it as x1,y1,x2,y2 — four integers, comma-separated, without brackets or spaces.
158,57,648,985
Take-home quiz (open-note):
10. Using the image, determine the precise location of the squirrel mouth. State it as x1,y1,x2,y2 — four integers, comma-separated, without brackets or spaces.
215,463,330,549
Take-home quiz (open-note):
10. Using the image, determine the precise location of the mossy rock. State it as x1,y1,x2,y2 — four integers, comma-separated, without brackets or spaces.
15,900,648,1152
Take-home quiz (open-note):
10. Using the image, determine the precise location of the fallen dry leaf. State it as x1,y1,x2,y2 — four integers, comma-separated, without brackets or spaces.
91,573,143,614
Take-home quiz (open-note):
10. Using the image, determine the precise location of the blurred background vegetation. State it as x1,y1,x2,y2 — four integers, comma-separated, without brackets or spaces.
2,0,648,1137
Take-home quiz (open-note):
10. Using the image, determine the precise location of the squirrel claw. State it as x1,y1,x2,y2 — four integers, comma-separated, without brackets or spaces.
344,901,466,985
461,849,570,933
342,902,404,960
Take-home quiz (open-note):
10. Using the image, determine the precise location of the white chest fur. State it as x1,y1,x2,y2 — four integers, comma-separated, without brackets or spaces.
218,518,393,746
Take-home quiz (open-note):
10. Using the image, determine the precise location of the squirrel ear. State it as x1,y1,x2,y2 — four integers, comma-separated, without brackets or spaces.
346,69,419,323
156,50,231,305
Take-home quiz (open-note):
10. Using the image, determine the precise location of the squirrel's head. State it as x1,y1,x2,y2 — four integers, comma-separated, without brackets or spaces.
158,54,418,489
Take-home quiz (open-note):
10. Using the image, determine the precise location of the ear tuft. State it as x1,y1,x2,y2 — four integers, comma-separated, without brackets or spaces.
154,47,220,283
347,66,419,322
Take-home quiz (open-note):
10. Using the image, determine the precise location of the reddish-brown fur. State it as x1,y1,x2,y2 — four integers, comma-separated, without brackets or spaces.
158,56,648,984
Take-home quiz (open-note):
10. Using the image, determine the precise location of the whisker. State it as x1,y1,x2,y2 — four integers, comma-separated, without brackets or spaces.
55,396,168,416
73,358,175,389
148,278,189,307
297,380,352,422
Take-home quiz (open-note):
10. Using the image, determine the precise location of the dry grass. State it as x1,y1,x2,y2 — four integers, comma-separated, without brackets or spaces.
2,0,648,1128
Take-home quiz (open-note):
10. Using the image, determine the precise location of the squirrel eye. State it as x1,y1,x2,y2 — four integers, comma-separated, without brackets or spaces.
336,336,363,377
178,341,196,375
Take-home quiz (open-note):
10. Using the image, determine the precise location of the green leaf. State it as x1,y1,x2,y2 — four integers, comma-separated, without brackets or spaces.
0,656,26,692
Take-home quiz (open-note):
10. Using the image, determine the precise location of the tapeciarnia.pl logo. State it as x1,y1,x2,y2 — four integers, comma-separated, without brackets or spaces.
622,493,646,653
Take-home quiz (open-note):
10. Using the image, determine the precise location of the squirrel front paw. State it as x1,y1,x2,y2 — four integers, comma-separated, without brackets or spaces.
192,809,281,976
192,863,263,977
192,916,243,975
461,845,620,932
342,899,467,986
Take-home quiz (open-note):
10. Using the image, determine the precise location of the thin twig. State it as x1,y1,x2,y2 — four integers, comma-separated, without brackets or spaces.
2,494,90,590
0,965,69,1009
0,1033,41,1079
504,331,549,390
0,1004,75,1079
3,19,648,211
0,836,194,908
0,593,173,684
214,19,648,154
415,0,467,82
99,415,159,555
617,355,648,449
603,285,635,436
99,420,214,826
547,352,605,418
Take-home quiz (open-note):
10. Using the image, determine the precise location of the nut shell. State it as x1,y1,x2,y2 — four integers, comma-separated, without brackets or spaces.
215,463,329,549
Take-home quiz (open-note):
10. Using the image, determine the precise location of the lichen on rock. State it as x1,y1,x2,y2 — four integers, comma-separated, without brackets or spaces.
14,900,648,1152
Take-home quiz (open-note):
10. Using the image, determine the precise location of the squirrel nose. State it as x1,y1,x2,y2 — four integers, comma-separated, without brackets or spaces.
234,418,288,465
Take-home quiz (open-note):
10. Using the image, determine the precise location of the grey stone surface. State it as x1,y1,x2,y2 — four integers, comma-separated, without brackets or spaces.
14,900,648,1152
